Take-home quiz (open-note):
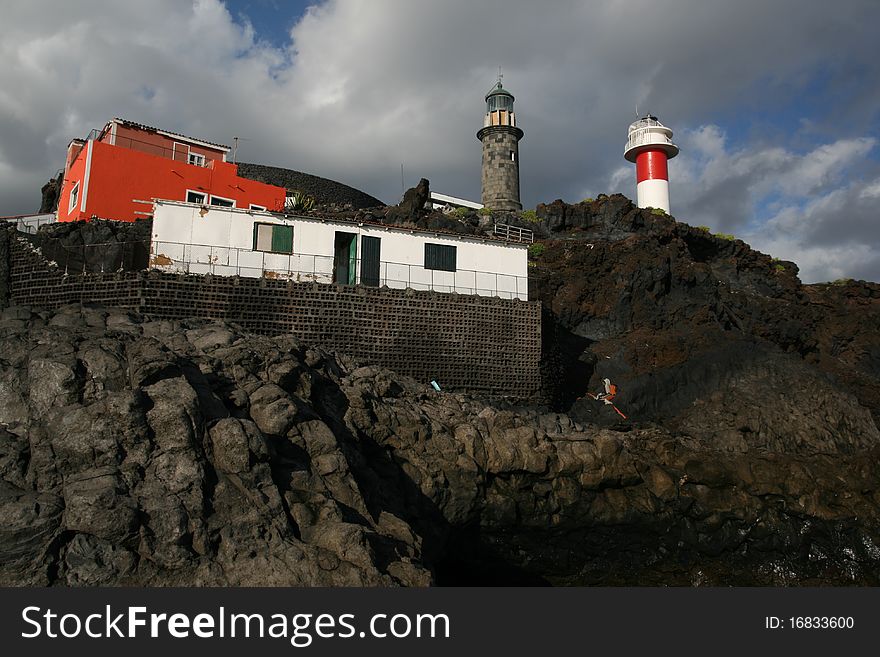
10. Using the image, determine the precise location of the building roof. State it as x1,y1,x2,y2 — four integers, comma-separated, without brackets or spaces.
152,199,529,248
485,80,514,100
109,118,231,151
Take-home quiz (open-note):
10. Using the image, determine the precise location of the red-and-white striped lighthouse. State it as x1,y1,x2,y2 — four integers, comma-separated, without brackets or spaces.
624,114,679,214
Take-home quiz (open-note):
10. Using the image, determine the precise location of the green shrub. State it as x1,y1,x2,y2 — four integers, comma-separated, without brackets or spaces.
478,207,493,216
528,243,545,259
773,263,786,273
831,278,853,286
696,225,711,233
287,190,315,211
581,197,594,204
716,233,735,241
521,209,539,223
650,207,667,216
452,206,471,218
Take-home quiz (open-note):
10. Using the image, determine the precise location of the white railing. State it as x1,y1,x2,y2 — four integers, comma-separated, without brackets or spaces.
624,128,675,154
493,222,534,244
5,213,57,234
150,240,530,300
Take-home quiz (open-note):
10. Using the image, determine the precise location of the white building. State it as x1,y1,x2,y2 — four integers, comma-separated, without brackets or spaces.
428,191,483,212
149,200,529,300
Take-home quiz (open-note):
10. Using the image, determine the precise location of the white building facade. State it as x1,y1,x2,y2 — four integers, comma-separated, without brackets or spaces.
149,200,530,300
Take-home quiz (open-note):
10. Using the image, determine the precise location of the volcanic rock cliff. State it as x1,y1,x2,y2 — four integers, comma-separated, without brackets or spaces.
1,195,878,586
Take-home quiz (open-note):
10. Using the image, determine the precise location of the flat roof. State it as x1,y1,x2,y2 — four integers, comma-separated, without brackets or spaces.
151,199,529,248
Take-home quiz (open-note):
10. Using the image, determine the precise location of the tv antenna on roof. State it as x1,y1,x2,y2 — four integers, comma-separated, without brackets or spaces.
231,136,252,163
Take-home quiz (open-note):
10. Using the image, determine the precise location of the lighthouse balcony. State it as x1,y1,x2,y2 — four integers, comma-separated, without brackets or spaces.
624,127,679,161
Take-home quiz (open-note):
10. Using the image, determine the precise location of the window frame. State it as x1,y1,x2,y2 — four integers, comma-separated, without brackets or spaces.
68,181,80,213
253,221,294,254
209,194,236,208
249,203,267,212
188,152,206,167
424,242,457,272
186,189,207,205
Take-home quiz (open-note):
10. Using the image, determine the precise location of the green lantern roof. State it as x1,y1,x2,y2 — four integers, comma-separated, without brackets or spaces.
485,80,514,101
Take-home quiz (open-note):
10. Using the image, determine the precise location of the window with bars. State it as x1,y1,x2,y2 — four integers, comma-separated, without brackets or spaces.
425,243,456,272
253,222,294,254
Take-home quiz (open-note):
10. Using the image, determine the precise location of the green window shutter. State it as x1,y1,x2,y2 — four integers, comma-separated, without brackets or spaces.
425,243,456,272
271,225,293,253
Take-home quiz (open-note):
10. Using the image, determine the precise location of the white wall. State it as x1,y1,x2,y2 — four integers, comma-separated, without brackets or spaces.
149,200,529,299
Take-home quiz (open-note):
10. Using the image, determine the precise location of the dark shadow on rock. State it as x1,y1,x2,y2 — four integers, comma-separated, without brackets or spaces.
309,370,549,584
540,306,594,410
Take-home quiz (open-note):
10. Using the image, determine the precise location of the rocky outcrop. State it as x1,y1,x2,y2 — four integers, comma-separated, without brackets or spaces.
40,176,61,214
1,305,878,586
16,218,151,274
530,195,880,436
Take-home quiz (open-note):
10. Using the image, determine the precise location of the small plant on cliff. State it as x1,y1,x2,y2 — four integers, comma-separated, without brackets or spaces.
581,197,594,204
831,278,854,286
716,233,736,241
452,206,471,218
478,207,493,216
521,209,539,223
650,207,667,216
773,263,786,273
696,225,711,233
528,243,545,259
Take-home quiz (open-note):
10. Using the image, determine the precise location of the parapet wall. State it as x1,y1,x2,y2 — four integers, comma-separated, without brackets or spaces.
4,231,542,399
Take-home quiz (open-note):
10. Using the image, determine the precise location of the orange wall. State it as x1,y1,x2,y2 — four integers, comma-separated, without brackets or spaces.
59,140,286,222
58,142,89,222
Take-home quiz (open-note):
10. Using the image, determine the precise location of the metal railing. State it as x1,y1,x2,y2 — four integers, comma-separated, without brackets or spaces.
493,222,534,243
86,128,217,166
20,238,150,275
150,239,530,300
624,128,675,153
18,236,531,300
4,213,57,234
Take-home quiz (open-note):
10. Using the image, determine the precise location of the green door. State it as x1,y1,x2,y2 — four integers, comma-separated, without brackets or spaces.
361,236,380,287
334,232,357,285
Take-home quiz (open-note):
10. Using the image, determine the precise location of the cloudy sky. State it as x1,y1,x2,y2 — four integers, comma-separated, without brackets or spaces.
1,0,878,282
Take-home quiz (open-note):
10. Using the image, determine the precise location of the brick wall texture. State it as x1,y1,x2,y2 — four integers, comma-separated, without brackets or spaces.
480,128,522,211
5,233,543,400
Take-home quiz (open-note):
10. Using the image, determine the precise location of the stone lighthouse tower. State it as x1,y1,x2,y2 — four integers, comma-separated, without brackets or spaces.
477,78,524,211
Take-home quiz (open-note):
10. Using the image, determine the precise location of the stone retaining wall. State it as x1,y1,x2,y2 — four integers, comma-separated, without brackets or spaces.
4,231,542,399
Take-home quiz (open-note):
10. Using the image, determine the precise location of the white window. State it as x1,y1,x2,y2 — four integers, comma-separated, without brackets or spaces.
249,204,267,211
186,190,206,204
510,151,516,162
188,152,205,167
209,195,235,208
69,181,80,213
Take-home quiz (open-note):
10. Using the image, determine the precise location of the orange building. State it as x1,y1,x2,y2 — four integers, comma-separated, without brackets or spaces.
58,118,287,222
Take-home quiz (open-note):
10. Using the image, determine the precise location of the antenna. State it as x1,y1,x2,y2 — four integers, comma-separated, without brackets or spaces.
497,65,503,85
400,163,405,198
231,136,252,163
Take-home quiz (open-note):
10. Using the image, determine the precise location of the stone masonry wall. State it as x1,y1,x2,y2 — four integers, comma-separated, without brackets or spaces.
480,127,522,211
5,233,542,399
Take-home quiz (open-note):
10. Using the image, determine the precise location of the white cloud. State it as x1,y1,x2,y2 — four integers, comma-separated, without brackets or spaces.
1,0,879,281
